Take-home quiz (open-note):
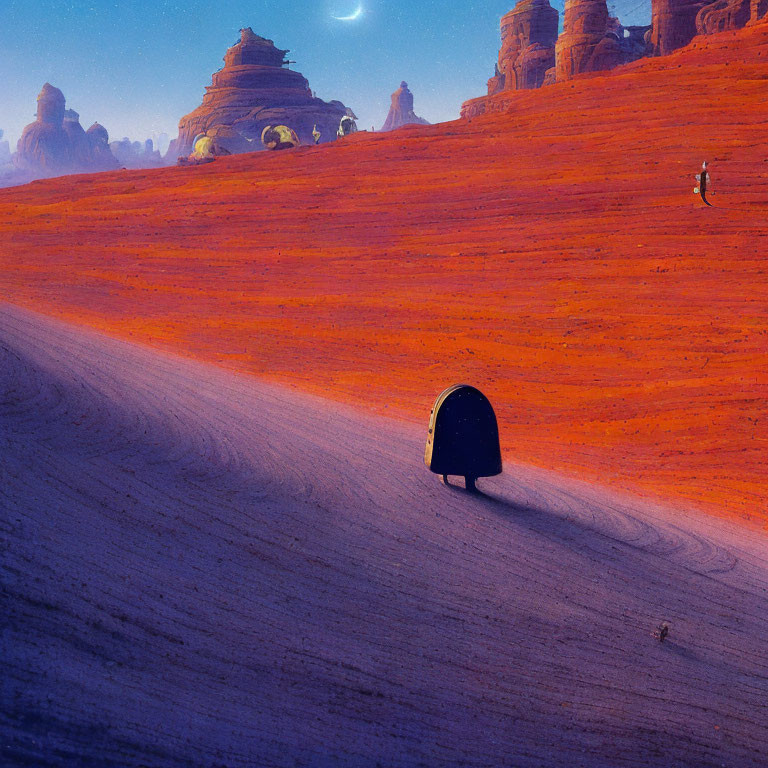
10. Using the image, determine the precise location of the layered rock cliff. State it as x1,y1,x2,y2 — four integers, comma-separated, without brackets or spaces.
168,28,354,158
555,0,650,80
555,0,612,80
489,0,559,94
651,0,766,53
474,0,768,114
696,0,751,34
752,0,768,23
378,82,429,131
651,0,709,52
479,0,649,106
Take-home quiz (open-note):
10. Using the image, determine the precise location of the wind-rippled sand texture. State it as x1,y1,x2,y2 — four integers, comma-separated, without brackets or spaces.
2,304,768,766
1,24,767,520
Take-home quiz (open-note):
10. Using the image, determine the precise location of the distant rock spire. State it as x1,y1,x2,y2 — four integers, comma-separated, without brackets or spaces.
379,82,430,132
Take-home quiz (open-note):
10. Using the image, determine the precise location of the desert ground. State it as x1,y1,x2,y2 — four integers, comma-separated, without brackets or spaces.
2,25,768,521
2,17,768,768
2,303,767,767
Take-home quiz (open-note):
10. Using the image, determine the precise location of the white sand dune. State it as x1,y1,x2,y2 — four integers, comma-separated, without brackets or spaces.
1,302,767,767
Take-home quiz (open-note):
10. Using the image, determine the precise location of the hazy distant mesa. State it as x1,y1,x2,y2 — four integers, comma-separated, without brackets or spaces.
0,85,167,188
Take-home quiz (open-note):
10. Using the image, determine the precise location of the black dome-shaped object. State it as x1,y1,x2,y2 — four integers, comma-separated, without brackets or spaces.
424,384,502,492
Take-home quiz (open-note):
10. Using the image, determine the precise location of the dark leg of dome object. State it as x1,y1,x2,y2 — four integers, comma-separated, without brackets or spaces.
441,474,449,485
465,476,477,493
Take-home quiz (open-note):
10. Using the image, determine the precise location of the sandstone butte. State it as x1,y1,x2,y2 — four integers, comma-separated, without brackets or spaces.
168,27,353,158
1,22,767,525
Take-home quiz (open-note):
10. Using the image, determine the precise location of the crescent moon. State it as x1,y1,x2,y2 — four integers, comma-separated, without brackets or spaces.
332,4,363,21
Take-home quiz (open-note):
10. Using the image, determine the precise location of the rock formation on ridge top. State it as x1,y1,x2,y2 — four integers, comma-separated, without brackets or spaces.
378,82,430,131
651,0,766,54
555,0,610,80
751,0,768,22
167,27,355,158
651,0,710,53
478,0,650,105
488,0,559,95
696,0,751,34
555,0,649,80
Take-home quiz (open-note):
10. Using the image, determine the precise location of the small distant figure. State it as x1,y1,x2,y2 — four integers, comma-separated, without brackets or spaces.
312,124,321,145
694,161,713,206
261,125,301,151
424,384,502,493
337,115,358,139
178,133,226,165
653,621,670,643
195,135,217,162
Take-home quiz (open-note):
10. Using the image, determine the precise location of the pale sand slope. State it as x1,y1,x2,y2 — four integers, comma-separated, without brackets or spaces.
1,302,767,768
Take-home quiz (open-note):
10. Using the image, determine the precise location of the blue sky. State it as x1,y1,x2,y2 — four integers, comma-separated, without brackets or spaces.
0,0,652,149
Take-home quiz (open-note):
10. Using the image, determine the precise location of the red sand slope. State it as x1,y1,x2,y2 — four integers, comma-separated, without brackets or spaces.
3,304,767,767
1,24,767,521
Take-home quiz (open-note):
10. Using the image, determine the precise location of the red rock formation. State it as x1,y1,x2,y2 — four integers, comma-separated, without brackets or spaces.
750,0,768,22
487,65,506,96
490,0,558,93
555,0,651,80
168,28,354,158
555,0,611,79
696,0,751,32
379,82,429,131
587,32,625,72
542,66,557,86
652,0,765,52
515,43,558,88
651,0,709,54
467,2,650,114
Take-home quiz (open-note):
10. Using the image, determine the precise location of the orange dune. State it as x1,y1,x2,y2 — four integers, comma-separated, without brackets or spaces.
1,24,767,523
